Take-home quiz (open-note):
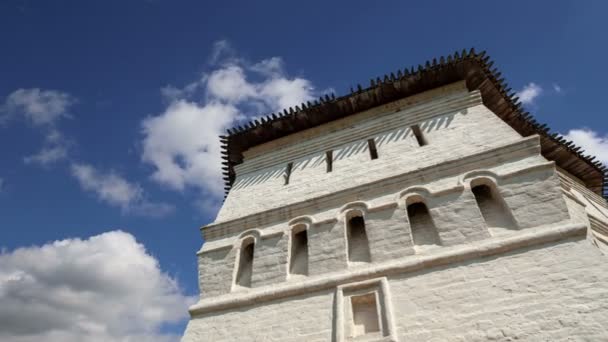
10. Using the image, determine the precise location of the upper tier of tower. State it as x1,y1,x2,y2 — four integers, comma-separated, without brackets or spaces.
217,82,520,222
218,49,606,206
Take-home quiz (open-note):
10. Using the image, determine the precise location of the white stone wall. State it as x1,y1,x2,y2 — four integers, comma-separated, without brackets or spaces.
185,290,335,341
183,82,608,341
183,238,608,341
216,84,523,222
196,150,570,298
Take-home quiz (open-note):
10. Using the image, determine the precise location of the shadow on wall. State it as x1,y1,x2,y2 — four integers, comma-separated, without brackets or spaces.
231,111,458,191
232,164,285,190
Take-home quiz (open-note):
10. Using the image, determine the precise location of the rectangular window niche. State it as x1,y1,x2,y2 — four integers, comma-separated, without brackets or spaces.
333,277,398,342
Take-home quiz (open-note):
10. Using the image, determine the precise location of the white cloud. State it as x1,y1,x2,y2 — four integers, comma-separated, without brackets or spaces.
141,44,317,209
23,146,68,165
0,230,194,342
563,128,608,164
516,82,543,105
250,56,284,77
206,66,256,103
2,88,74,126
72,163,142,207
259,77,314,111
207,39,236,65
23,129,69,166
71,163,174,217
142,100,239,195
1,89,74,166
1,88,171,216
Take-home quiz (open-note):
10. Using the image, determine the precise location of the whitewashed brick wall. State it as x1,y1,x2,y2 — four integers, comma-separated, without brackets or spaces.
183,82,608,341
183,238,608,341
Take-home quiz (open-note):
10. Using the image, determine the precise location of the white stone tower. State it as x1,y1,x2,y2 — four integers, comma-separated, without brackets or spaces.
182,49,608,341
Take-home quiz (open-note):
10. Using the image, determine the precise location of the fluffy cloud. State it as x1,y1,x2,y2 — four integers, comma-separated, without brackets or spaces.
1,89,74,166
563,128,608,165
142,101,239,195
2,88,74,126
71,163,174,217
141,42,317,206
206,66,256,102
0,230,194,342
516,82,542,105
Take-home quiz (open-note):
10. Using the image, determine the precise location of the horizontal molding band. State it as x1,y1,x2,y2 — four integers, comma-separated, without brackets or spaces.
189,222,587,317
204,135,542,241
200,159,556,253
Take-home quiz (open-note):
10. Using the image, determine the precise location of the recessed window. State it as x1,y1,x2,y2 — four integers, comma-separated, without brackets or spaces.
326,150,333,172
351,292,380,337
235,240,254,288
407,201,440,247
289,227,309,276
472,183,517,232
367,139,378,160
411,124,427,146
284,162,293,185
334,278,398,342
347,213,371,263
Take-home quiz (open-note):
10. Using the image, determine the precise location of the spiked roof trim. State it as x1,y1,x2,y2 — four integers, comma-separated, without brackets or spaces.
220,49,607,200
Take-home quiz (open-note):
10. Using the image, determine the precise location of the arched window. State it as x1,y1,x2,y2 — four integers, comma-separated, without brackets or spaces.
471,181,517,233
289,225,309,276
235,238,255,288
407,200,440,247
346,211,372,263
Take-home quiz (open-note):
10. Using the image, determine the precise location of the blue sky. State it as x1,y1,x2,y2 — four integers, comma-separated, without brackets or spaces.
0,1,607,340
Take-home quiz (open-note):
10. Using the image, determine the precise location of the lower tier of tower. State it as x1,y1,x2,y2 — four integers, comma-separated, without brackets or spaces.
183,229,608,341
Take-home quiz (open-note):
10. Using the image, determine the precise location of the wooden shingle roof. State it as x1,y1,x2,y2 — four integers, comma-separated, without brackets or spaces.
220,49,607,199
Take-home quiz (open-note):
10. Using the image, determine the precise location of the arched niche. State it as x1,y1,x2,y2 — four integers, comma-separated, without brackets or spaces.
469,177,518,234
232,230,261,290
288,222,309,277
344,209,372,263
404,194,440,248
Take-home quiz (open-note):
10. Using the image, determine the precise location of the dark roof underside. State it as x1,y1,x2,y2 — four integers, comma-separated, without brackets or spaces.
220,49,607,199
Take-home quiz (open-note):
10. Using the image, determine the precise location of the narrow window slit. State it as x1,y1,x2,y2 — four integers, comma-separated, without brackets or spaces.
407,202,440,247
284,162,293,185
235,240,254,288
367,139,378,160
347,213,372,263
411,124,427,146
289,227,309,276
326,150,333,172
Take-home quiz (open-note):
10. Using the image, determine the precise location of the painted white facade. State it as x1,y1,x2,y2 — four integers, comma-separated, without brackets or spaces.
182,81,608,341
